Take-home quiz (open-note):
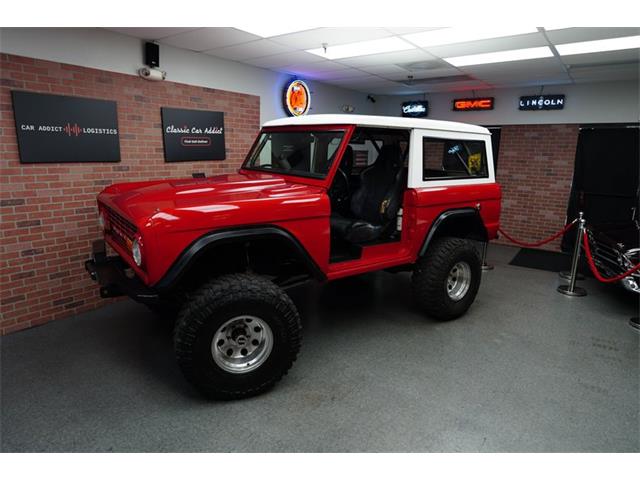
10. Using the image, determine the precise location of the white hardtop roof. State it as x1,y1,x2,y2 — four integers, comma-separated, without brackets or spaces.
263,114,490,135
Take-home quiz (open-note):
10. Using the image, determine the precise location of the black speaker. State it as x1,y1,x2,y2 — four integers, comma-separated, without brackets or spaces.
144,42,160,68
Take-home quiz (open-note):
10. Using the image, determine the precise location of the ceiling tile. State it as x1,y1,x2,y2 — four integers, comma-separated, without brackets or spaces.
382,66,463,81
544,27,640,45
244,51,326,69
357,64,410,75
160,28,260,51
205,39,294,61
324,69,376,81
104,27,198,40
425,32,546,58
383,27,445,35
269,27,392,50
560,49,640,67
335,49,436,68
421,80,492,93
457,57,565,76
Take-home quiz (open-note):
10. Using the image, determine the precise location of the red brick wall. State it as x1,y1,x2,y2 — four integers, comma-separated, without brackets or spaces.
0,54,260,335
495,124,579,251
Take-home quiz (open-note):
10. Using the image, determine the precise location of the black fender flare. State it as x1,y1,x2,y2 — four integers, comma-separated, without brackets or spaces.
419,208,488,256
154,225,326,291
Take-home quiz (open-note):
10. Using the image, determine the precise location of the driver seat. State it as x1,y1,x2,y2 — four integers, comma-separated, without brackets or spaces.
331,144,406,244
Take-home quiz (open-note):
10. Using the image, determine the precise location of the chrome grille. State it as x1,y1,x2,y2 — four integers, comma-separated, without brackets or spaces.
102,204,137,249
587,232,623,276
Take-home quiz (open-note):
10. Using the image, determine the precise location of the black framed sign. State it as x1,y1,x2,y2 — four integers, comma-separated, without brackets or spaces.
402,100,429,118
12,91,120,164
161,107,225,162
519,94,565,111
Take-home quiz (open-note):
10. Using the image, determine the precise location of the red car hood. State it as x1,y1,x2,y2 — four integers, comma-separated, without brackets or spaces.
98,172,328,230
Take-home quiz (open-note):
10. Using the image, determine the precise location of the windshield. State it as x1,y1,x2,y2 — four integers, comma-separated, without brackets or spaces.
243,129,346,179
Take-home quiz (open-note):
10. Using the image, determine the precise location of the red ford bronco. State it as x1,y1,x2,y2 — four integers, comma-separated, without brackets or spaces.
86,114,501,399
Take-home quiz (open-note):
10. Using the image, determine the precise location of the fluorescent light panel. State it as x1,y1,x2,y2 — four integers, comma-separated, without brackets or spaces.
556,35,640,55
445,46,554,66
403,27,538,47
307,37,415,59
236,27,314,38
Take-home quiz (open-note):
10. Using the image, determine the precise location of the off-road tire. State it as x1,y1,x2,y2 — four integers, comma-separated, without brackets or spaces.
173,273,301,400
411,237,482,321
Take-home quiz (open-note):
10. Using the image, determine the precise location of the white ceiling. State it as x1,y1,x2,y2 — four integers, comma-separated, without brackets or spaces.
105,27,640,95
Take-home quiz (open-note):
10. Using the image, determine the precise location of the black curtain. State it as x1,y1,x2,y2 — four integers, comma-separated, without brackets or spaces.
562,126,639,251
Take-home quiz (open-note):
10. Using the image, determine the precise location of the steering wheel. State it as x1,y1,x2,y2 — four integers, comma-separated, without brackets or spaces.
329,168,350,212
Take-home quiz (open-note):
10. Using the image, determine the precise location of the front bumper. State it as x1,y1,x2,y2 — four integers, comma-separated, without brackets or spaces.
85,240,159,303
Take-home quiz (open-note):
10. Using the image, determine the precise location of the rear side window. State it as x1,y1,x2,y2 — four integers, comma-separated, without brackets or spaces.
423,137,488,180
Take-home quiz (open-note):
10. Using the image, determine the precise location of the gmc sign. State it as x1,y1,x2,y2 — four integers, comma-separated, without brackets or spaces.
452,97,494,111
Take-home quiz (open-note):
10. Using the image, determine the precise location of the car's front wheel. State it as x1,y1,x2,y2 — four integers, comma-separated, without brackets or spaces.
411,237,482,321
173,273,302,399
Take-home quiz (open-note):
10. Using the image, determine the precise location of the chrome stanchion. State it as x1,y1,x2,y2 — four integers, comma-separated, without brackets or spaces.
558,212,587,297
559,270,584,280
481,241,494,271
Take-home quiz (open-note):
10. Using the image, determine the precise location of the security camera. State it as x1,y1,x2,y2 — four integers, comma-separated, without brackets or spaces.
138,67,166,82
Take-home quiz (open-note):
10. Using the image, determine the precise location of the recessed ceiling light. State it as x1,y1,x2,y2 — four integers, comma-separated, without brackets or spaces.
236,27,315,38
556,35,640,55
403,27,538,47
307,37,415,60
444,46,554,66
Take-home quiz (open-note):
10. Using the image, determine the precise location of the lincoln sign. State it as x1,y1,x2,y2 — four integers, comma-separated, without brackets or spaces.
519,94,565,111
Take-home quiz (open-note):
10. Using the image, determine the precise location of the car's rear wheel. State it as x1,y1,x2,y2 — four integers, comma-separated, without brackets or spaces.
412,237,481,320
173,273,301,399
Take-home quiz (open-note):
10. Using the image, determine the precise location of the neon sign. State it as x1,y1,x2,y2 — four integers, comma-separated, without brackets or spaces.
519,95,565,111
284,79,311,116
402,101,428,118
452,97,494,111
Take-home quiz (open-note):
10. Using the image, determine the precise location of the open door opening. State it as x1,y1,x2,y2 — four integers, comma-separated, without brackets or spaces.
328,127,410,263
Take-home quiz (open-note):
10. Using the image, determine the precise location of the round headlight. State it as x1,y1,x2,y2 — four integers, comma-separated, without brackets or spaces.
132,237,142,267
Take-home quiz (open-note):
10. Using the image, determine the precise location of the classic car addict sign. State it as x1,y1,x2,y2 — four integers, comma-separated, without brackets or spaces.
519,94,565,111
12,91,120,163
402,101,429,118
161,107,225,162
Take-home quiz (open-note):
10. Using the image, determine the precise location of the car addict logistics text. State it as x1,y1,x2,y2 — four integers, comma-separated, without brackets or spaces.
19,123,118,135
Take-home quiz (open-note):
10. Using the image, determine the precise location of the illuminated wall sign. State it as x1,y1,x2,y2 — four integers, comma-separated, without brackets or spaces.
284,79,311,116
519,94,565,111
402,100,429,118
452,97,494,111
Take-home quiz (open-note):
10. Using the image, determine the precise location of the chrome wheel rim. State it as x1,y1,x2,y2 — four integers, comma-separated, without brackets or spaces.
211,315,273,374
446,261,472,301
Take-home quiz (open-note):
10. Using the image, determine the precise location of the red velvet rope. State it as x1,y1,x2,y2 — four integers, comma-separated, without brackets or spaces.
582,230,640,283
498,219,577,248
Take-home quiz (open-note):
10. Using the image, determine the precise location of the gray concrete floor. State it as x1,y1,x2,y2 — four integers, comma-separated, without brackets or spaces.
1,245,638,452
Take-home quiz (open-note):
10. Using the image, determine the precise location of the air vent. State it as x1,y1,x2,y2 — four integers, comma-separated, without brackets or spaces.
397,60,449,71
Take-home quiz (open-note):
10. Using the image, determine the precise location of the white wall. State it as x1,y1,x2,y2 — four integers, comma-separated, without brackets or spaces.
0,28,375,123
373,81,640,125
